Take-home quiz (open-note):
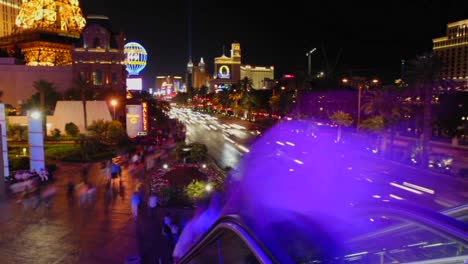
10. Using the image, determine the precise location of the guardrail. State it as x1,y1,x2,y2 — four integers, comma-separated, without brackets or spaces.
177,215,277,264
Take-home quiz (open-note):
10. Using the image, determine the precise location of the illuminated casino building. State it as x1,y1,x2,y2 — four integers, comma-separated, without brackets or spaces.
155,76,183,95
433,19,468,90
210,42,242,90
0,0,21,37
0,0,91,107
240,65,274,89
0,0,86,66
73,15,127,96
193,57,211,89
210,42,274,91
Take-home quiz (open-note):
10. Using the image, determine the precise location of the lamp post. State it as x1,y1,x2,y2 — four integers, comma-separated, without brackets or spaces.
306,48,317,76
342,78,362,131
110,99,118,120
357,84,362,131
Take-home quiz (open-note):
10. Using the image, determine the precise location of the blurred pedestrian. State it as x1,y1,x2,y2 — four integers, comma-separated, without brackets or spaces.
169,222,179,251
148,192,158,217
130,191,142,220
110,160,122,185
162,212,173,242
81,163,90,183
41,185,57,208
67,181,75,202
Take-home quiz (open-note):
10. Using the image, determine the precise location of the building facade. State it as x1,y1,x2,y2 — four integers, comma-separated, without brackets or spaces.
210,42,275,91
72,15,127,98
0,58,73,107
7,101,112,135
433,19,468,88
155,75,183,95
240,65,274,89
210,42,242,90
193,57,211,89
0,0,21,37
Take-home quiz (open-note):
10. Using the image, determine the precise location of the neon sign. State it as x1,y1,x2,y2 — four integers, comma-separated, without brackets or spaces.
218,65,231,79
142,102,148,132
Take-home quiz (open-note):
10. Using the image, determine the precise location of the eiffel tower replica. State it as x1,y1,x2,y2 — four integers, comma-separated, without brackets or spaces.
0,0,86,66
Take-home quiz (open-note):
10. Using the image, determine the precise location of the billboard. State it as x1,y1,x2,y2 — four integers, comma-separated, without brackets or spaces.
126,105,143,138
216,64,232,79
126,78,143,91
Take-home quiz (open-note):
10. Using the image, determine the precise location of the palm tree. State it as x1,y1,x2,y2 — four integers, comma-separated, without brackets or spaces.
228,90,244,116
33,79,56,137
403,52,442,166
361,85,409,154
330,110,353,142
73,75,91,131
269,94,280,114
360,116,386,153
240,77,253,92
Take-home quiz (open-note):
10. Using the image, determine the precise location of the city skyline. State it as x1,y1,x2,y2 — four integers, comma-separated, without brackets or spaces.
80,0,467,87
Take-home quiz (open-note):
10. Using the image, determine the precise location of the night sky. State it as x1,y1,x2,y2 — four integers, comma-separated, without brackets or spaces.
80,0,467,88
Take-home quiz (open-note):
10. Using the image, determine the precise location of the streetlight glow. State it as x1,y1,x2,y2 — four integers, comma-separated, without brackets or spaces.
30,111,41,119
110,99,118,120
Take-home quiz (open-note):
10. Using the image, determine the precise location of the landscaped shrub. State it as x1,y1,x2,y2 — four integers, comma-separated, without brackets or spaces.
65,122,80,137
9,155,30,171
185,180,209,201
45,145,80,160
51,128,62,140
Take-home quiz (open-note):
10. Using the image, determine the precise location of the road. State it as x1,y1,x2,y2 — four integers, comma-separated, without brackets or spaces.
169,108,258,170
170,107,468,214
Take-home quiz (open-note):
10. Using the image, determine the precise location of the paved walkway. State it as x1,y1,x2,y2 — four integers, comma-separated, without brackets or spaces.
0,159,194,264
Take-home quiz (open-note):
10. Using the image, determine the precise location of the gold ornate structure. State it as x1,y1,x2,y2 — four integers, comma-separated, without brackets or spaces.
0,0,86,66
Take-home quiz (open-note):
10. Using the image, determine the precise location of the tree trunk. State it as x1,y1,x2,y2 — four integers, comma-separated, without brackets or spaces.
82,99,88,131
421,84,432,167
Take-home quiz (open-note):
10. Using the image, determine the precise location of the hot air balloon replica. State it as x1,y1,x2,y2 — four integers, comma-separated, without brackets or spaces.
124,42,148,76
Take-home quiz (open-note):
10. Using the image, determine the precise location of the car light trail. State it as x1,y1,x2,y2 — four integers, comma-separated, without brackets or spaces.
403,182,435,195
390,182,423,195
390,194,404,200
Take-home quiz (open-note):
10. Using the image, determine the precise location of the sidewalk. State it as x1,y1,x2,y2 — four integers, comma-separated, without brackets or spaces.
0,155,193,264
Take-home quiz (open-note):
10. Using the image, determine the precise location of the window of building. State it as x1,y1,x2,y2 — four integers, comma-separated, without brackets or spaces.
112,72,119,85
79,71,87,81
93,37,101,49
93,70,103,86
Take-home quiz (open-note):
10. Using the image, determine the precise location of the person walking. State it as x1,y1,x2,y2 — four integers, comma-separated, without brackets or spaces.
110,160,122,186
130,191,142,220
162,212,173,242
147,192,158,217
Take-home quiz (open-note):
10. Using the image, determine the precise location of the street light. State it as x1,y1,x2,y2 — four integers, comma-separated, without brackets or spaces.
342,77,362,131
306,48,317,76
110,99,118,120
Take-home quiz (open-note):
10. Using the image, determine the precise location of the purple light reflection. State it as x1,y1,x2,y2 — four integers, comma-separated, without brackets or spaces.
175,119,401,261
